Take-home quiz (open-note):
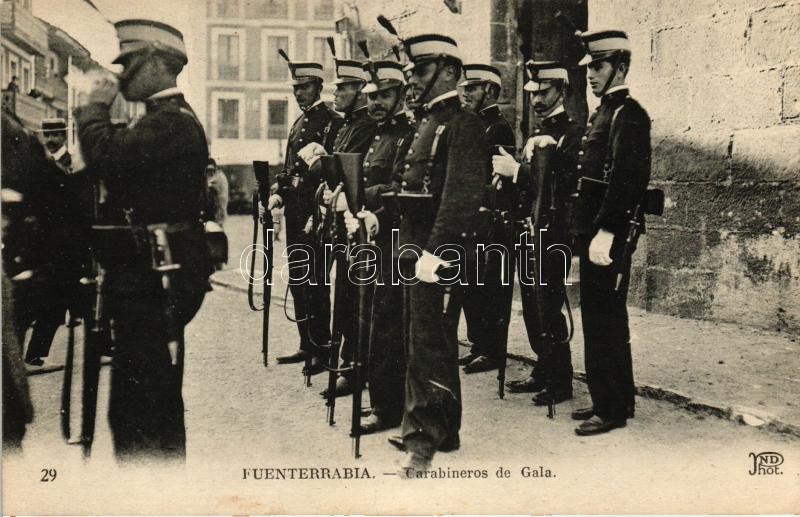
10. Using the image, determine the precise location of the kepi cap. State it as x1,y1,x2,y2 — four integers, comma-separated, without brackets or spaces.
333,59,369,85
458,63,502,88
113,19,187,65
524,60,569,92
362,61,405,94
402,34,460,72
578,30,631,66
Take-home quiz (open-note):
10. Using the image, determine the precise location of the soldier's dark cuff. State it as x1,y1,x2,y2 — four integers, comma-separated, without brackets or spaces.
73,102,111,125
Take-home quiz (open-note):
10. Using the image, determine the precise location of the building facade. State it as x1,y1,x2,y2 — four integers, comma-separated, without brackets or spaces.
190,0,339,201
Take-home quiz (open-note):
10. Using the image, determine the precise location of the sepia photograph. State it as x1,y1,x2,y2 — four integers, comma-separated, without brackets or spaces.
2,0,798,514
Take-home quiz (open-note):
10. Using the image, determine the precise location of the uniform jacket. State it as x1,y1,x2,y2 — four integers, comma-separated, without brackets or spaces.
74,92,212,293
278,100,342,231
362,111,413,237
398,92,487,255
516,108,583,244
571,87,651,237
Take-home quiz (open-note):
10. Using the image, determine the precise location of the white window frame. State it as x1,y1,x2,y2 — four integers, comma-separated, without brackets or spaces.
309,0,335,22
261,92,296,141
211,91,245,140
210,27,246,81
260,29,294,84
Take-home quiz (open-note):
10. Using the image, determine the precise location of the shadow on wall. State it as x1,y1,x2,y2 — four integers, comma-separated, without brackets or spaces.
629,136,800,333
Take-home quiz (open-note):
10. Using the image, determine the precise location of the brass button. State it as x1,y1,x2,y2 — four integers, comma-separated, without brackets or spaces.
368,148,374,153
577,165,582,170
404,164,410,169
578,151,584,155
402,181,408,186
364,161,370,166
374,135,380,141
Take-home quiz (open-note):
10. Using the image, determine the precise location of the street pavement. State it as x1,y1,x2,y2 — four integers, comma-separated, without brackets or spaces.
4,215,799,514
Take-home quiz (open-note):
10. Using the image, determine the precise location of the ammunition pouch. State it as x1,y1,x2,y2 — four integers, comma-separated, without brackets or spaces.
204,220,228,265
568,176,607,236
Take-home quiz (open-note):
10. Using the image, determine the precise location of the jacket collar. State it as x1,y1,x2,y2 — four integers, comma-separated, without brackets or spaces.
424,90,460,112
601,85,630,106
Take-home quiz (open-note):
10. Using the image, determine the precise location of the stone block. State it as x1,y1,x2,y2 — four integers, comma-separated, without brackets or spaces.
746,2,800,68
644,267,717,318
644,227,721,270
491,0,509,23
652,14,748,78
783,66,800,120
731,125,800,181
490,22,510,63
651,130,731,182
687,68,783,129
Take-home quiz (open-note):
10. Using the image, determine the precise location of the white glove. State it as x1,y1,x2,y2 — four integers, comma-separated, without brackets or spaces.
415,251,448,283
359,210,379,237
589,229,615,266
258,203,266,219
267,193,283,210
492,146,520,180
344,210,359,236
333,193,348,212
298,142,326,165
523,135,558,161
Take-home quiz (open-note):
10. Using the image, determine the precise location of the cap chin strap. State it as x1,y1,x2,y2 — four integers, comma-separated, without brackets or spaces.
343,85,365,115
413,57,445,106
376,86,403,123
598,51,623,97
535,89,563,117
474,84,490,113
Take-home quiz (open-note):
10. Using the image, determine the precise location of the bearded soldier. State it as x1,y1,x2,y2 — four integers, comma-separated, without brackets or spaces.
74,20,212,460
344,58,412,434
267,55,341,373
457,64,516,375
493,61,583,406
569,30,651,435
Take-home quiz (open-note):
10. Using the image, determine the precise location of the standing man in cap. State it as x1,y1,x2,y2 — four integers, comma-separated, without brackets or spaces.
303,47,377,398
343,56,412,434
40,118,72,173
457,63,516,376
568,30,651,435
493,60,583,406
74,19,212,460
21,118,90,368
267,52,341,373
379,28,487,474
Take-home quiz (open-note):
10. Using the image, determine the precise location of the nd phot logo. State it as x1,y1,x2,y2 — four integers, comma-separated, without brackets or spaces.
748,452,784,475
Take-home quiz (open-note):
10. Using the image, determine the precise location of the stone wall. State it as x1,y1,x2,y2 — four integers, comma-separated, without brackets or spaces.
587,0,800,332
336,0,800,332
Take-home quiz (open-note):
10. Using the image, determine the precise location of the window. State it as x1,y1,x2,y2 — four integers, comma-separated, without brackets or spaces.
217,33,240,80
265,35,289,82
266,99,288,139
214,0,239,18
311,36,334,82
217,98,240,138
313,0,334,21
22,66,30,93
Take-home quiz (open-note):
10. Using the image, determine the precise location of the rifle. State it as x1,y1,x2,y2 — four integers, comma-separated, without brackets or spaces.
337,152,370,459
527,141,558,419
615,188,664,291
71,176,110,459
317,155,347,421
490,144,516,400
251,161,274,367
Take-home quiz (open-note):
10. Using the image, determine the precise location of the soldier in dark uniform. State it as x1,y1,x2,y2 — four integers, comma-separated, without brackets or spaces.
456,64,516,375
568,31,651,435
267,56,341,373
343,58,411,433
493,61,583,406
303,56,377,397
74,19,212,460
385,33,487,474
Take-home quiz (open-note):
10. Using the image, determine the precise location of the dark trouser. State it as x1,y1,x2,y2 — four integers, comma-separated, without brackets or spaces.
285,218,330,357
401,260,463,457
367,248,404,425
519,234,573,392
17,280,80,361
107,287,204,461
462,248,514,359
578,235,636,421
